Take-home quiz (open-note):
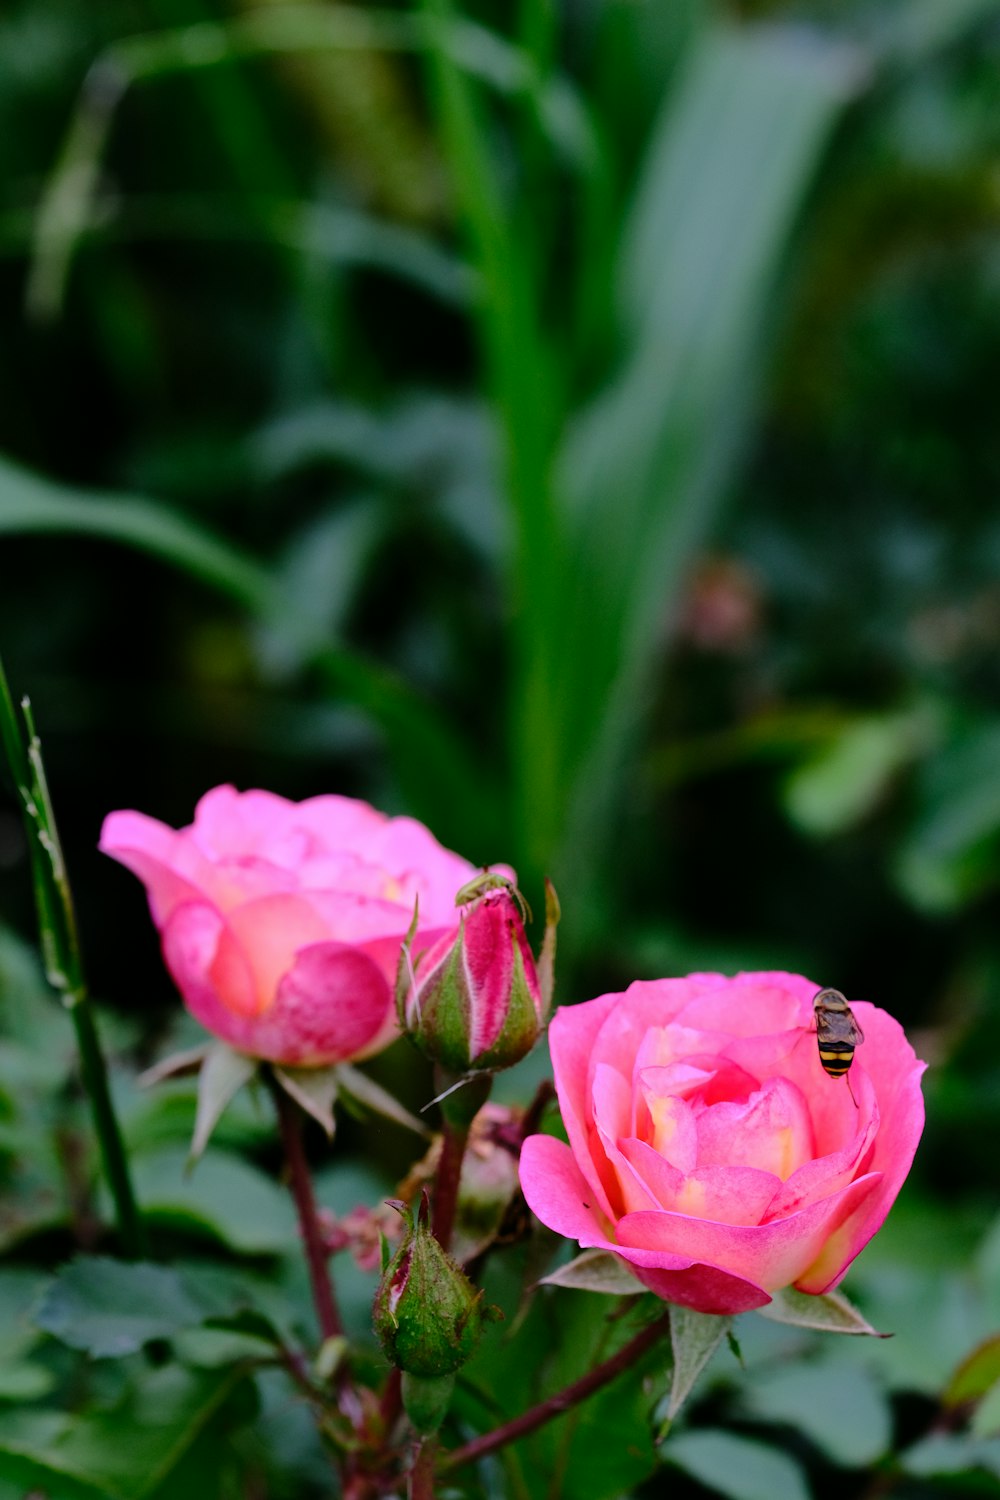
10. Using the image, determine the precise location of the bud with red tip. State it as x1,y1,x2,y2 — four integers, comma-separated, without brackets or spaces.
372,1195,494,1380
396,875,545,1075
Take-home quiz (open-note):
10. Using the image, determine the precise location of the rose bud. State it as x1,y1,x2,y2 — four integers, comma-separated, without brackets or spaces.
396,876,544,1075
372,1196,496,1382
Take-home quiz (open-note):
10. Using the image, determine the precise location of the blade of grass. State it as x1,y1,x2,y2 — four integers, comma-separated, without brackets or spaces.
533,23,865,914
419,0,568,885
0,656,146,1256
27,3,594,320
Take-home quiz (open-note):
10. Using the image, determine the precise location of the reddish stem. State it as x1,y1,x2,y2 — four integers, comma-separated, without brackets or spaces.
409,1438,437,1500
380,1367,403,1436
431,1118,468,1251
271,1079,343,1342
441,1311,672,1472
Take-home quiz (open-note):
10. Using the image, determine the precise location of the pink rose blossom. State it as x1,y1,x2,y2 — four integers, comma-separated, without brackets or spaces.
100,785,489,1067
519,972,925,1316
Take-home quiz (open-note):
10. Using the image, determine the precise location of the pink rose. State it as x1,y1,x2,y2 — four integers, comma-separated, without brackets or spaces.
519,972,925,1316
100,785,487,1067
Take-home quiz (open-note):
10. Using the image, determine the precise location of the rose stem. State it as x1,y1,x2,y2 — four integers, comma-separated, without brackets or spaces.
409,1438,437,1500
432,1069,491,1250
380,1367,403,1435
270,1079,343,1341
431,1120,467,1250
440,1311,672,1473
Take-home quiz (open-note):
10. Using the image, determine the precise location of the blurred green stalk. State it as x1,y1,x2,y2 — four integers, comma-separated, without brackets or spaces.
0,654,146,1257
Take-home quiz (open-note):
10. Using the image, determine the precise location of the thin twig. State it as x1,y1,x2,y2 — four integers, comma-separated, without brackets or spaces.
270,1078,343,1342
441,1311,671,1472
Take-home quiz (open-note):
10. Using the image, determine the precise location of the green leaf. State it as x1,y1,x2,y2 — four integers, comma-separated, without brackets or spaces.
272,1063,339,1139
740,1359,891,1467
190,1043,257,1162
902,1432,1000,1481
756,1284,885,1336
893,717,1000,912
848,1262,987,1396
973,1380,1000,1439
782,710,931,837
0,1362,57,1400
538,1249,643,1296
667,1308,731,1422
530,20,863,910
35,1257,209,1358
944,1333,1000,1409
665,1430,811,1500
0,1365,250,1500
0,453,274,613
122,1148,296,1254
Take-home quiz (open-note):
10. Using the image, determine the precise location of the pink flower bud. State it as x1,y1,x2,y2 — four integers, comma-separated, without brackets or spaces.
397,880,543,1075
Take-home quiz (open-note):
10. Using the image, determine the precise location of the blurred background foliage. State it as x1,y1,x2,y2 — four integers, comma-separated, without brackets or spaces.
3,0,1000,1495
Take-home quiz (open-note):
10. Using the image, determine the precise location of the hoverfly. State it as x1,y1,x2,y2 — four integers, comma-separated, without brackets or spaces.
813,987,864,1104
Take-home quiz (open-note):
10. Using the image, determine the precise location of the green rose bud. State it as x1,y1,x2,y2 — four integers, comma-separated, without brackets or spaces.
372,1195,498,1380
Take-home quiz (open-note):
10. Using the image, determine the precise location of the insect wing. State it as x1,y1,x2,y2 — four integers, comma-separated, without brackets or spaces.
816,1006,864,1048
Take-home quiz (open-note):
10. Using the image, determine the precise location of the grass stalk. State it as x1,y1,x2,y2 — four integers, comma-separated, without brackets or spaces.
0,655,146,1256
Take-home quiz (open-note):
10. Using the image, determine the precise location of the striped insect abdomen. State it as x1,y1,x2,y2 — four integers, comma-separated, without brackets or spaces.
817,1043,855,1077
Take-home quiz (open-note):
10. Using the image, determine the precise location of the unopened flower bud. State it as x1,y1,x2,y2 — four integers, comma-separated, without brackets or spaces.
397,877,543,1075
372,1196,496,1379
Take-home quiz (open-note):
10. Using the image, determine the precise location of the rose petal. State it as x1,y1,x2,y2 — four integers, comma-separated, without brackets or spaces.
162,901,257,1037
100,811,211,926
519,1137,772,1316
674,971,815,1036
764,1069,879,1221
548,994,624,1222
261,942,395,1066
696,1076,815,1180
796,1055,925,1292
618,1139,781,1226
616,1171,882,1293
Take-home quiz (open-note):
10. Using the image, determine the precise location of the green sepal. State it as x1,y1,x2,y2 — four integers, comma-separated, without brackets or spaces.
190,1043,257,1165
272,1064,339,1139
401,1371,455,1435
537,878,560,1018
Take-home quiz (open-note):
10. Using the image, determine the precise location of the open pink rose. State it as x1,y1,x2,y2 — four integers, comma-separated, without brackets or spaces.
520,972,925,1316
100,785,489,1066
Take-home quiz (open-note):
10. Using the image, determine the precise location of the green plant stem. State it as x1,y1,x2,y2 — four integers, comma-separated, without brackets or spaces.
0,658,146,1256
271,1079,343,1342
440,1311,671,1472
71,1000,147,1256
